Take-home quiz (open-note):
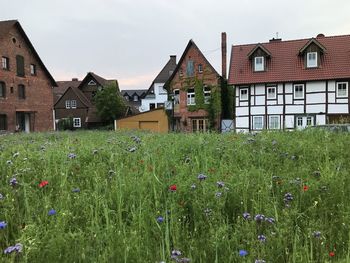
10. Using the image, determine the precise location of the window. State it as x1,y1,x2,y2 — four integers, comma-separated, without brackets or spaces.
253,116,264,130
16,55,25,77
0,114,7,130
204,86,211,104
254,56,264,71
88,80,96,85
187,88,195,105
267,86,276,99
124,95,129,101
294,84,304,99
159,85,167,95
192,119,208,132
0,82,5,98
18,85,25,99
71,100,77,109
30,64,36,75
240,88,248,101
179,69,183,77
306,116,313,126
157,103,164,108
297,117,303,127
65,100,71,109
174,89,180,104
198,64,203,73
133,95,138,102
307,52,317,68
1,57,9,70
269,116,280,129
186,60,194,77
337,82,348,98
73,118,81,128
150,103,156,110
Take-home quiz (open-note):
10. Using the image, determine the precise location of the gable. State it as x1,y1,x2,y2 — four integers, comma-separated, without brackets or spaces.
54,87,88,109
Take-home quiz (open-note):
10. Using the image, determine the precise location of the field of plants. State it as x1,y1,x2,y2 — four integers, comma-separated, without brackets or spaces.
1,130,350,262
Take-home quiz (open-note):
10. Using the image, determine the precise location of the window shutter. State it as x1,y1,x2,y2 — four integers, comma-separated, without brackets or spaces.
16,55,25,77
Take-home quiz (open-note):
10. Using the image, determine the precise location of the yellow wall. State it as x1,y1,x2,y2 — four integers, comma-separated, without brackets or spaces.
115,108,169,133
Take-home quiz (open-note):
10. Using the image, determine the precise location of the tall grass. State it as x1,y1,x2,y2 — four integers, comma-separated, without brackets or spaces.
0,130,350,262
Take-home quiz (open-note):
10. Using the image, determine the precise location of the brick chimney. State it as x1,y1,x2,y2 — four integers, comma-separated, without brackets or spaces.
221,32,227,79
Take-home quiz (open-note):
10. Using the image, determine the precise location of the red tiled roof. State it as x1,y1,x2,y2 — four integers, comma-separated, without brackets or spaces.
228,34,350,85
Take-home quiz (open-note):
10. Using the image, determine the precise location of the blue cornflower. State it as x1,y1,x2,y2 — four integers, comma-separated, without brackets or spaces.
239,249,248,256
258,234,267,242
254,214,265,222
72,188,80,193
313,231,321,238
68,153,76,159
156,216,164,223
243,212,251,220
284,192,293,202
4,243,22,254
171,249,182,257
265,217,275,224
0,221,7,229
197,174,207,181
48,209,56,216
9,178,17,187
217,181,225,188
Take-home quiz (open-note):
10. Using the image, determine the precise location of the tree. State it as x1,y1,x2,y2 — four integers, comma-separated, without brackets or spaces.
94,82,127,123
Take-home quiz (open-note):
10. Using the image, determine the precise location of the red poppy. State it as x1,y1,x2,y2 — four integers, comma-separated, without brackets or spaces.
303,185,309,192
329,251,335,257
169,184,177,191
39,180,49,188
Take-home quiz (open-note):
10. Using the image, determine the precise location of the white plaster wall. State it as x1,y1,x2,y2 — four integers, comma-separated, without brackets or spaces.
236,117,249,128
306,82,326,93
251,106,265,115
278,84,283,94
285,105,304,114
316,115,326,125
294,100,304,105
267,100,277,105
256,96,265,105
336,99,348,104
278,95,283,104
256,85,265,95
285,84,293,93
268,106,283,114
306,104,326,113
285,115,294,128
240,101,249,107
140,83,168,112
285,95,293,104
236,107,249,116
328,104,349,114
306,93,325,104
328,81,336,92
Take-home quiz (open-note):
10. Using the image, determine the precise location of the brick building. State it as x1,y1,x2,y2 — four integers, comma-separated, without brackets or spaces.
164,39,223,132
0,20,56,133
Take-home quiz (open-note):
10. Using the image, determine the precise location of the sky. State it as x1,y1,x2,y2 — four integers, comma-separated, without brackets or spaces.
1,0,350,90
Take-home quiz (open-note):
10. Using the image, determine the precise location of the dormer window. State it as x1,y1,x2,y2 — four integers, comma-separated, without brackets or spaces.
133,95,138,102
307,52,317,68
254,56,264,71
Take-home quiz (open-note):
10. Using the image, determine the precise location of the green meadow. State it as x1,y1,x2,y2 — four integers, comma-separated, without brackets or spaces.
0,130,350,262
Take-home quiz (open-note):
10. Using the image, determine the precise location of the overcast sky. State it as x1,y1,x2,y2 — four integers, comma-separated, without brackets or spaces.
2,0,350,90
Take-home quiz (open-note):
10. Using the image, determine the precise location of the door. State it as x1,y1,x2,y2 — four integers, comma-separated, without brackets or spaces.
296,116,314,130
16,112,31,132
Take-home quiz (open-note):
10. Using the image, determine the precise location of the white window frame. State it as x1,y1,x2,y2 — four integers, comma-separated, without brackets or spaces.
268,115,280,130
1,57,9,70
88,80,96,86
254,56,264,71
294,84,304,99
173,89,180,105
253,116,264,130
267,86,276,100
240,88,248,101
336,82,348,98
198,64,203,73
65,100,71,109
187,88,195,105
71,100,77,109
192,118,208,132
204,86,211,104
73,118,81,128
307,52,317,68
133,95,138,102
30,64,36,75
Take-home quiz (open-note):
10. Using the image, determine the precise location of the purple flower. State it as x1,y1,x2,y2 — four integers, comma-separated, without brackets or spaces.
313,231,321,238
9,177,17,187
197,174,207,181
243,212,251,220
254,214,265,222
68,153,76,159
239,249,248,256
265,217,275,224
217,181,225,188
171,250,182,257
258,234,267,242
156,216,164,223
0,221,7,229
4,243,23,254
72,188,80,193
48,209,56,216
284,192,293,202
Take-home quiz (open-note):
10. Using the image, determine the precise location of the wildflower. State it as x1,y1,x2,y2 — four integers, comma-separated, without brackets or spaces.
184,157,191,164
313,170,321,178
171,250,182,257
156,216,164,223
13,152,19,158
291,155,298,160
72,188,80,193
4,243,23,254
0,221,7,229
255,260,266,263
272,139,278,145
254,214,265,222
128,147,137,152
204,208,212,216
303,185,309,192
215,192,222,198
239,249,248,256
0,193,3,200
258,235,267,242
313,231,321,238
217,181,225,188
131,135,141,143
48,209,56,216
329,251,335,257
9,177,17,187
265,217,275,224
92,149,98,154
197,174,207,181
169,185,177,192
39,180,49,188
284,192,293,202
243,212,251,220
6,160,12,165
68,153,76,159
191,184,196,190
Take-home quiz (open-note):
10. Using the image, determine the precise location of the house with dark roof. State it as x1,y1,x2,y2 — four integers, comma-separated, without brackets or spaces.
0,20,57,133
229,34,350,132
139,55,177,112
164,39,223,132
121,89,147,110
54,72,123,129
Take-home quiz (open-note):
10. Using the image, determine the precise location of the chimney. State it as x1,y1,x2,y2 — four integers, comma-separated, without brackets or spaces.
72,78,78,81
221,32,227,79
170,55,176,63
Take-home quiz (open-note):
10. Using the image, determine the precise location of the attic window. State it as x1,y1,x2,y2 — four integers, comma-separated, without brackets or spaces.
307,52,317,68
186,60,194,77
88,80,96,85
12,38,16,44
254,56,264,71
133,95,138,101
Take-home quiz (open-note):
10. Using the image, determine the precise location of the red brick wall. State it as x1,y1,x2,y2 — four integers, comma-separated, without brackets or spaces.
0,25,54,132
169,43,221,132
